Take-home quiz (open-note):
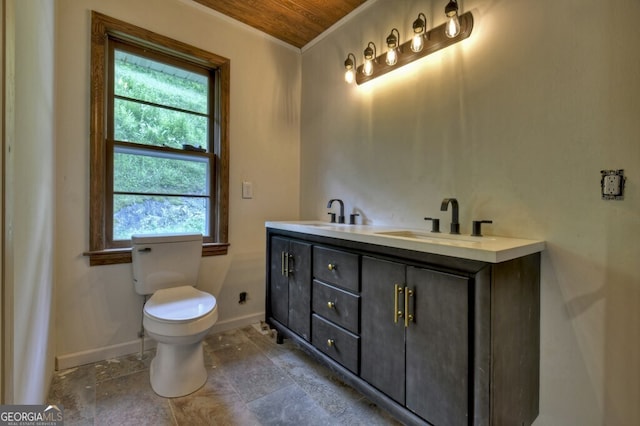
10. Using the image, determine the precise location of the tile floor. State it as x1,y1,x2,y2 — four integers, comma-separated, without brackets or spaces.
48,324,401,425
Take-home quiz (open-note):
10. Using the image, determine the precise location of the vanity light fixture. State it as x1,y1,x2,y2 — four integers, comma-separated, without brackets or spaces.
344,53,356,84
385,28,401,66
362,42,377,76
344,2,473,85
411,13,427,53
444,0,461,38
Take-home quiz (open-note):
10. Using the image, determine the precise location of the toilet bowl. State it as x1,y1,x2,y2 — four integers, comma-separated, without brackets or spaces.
131,234,218,398
143,286,218,398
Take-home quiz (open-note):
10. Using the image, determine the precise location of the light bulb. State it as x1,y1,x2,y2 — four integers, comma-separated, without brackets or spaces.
444,0,461,38
386,48,397,66
363,59,373,76
385,28,400,66
345,68,355,84
411,34,424,52
411,13,427,53
343,53,356,84
445,15,460,38
362,42,376,77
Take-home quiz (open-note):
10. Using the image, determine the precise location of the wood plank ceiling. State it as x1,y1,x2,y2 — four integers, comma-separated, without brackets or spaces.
192,0,367,49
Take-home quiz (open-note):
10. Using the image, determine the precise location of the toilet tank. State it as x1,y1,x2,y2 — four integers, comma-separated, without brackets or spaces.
131,233,203,295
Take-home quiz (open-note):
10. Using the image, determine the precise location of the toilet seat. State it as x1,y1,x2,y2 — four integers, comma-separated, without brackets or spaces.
145,286,216,323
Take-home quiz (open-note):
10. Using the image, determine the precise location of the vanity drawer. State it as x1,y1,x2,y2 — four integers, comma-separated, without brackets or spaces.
313,246,360,292
312,280,359,334
312,314,359,374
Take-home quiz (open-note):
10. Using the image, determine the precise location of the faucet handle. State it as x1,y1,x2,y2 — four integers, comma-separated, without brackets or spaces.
471,220,493,237
349,213,360,225
424,217,440,233
327,212,336,223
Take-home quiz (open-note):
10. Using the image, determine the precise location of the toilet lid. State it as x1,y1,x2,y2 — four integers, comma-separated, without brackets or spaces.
145,286,216,321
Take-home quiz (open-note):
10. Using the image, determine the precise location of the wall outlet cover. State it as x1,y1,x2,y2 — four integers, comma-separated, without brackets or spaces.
601,169,625,200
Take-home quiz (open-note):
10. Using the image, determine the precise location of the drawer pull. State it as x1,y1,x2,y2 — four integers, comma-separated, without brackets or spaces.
281,252,293,277
327,301,336,309
281,252,286,276
327,263,337,271
327,339,335,347
287,253,293,276
404,288,414,328
394,284,404,323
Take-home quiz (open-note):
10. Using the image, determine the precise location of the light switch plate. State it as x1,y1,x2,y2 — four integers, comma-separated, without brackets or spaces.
601,169,625,200
242,181,253,199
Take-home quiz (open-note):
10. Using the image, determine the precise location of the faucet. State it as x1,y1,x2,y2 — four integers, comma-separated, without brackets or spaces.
440,198,460,234
327,199,345,224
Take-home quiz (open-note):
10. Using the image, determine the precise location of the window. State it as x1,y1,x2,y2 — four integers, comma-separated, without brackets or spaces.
87,12,229,265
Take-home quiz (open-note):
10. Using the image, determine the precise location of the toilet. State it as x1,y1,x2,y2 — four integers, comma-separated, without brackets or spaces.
131,233,218,398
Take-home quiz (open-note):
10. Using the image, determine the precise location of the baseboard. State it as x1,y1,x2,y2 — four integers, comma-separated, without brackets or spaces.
55,312,265,371
55,338,158,371
209,312,265,334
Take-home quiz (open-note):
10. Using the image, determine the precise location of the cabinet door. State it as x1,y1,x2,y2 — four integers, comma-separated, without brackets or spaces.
406,267,470,426
360,256,406,404
269,237,290,326
287,240,312,340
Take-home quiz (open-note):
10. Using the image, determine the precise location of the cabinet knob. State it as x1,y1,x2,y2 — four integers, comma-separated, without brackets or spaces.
327,301,336,309
327,263,337,271
327,339,335,347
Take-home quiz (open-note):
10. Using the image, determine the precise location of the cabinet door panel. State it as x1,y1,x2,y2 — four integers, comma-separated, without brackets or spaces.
406,267,469,426
269,237,289,325
288,240,312,340
361,256,406,404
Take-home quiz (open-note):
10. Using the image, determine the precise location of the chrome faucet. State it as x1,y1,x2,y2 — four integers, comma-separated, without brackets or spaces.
327,199,345,224
440,198,460,234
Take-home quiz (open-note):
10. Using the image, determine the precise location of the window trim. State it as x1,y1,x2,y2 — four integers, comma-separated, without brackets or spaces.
86,11,230,266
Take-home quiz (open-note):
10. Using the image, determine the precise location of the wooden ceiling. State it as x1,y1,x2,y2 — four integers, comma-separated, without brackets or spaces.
192,0,367,49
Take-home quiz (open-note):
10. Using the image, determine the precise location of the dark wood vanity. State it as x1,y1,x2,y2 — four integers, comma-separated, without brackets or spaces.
266,223,542,426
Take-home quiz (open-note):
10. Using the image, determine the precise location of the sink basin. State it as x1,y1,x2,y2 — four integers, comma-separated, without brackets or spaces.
292,222,352,231
374,230,496,243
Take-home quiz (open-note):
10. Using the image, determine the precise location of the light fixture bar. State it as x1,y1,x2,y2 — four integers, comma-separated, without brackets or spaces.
355,11,473,85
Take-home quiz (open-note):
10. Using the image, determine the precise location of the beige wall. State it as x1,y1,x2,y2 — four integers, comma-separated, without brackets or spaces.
55,0,300,366
10,0,56,403
48,0,640,422
301,0,639,424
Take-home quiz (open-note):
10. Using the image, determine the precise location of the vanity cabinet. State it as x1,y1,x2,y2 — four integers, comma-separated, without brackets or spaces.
361,257,470,426
268,236,312,341
265,227,541,426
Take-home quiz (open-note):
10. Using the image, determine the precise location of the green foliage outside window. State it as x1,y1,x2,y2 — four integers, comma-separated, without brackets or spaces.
112,50,211,240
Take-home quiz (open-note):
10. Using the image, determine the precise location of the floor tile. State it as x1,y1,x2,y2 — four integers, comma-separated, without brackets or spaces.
246,384,334,426
48,364,96,425
170,363,260,426
48,324,399,425
213,339,294,402
273,349,363,417
203,328,250,353
95,370,175,426
94,350,154,383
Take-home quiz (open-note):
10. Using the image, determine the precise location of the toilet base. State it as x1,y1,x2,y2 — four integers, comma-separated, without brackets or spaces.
149,340,207,398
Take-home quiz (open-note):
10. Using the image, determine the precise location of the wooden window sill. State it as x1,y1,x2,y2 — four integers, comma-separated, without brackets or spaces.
84,243,229,266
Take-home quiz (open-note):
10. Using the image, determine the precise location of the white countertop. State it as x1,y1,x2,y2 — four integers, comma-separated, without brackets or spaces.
266,221,545,263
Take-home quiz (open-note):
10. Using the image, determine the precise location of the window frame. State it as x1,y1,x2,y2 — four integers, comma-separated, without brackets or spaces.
87,11,230,266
